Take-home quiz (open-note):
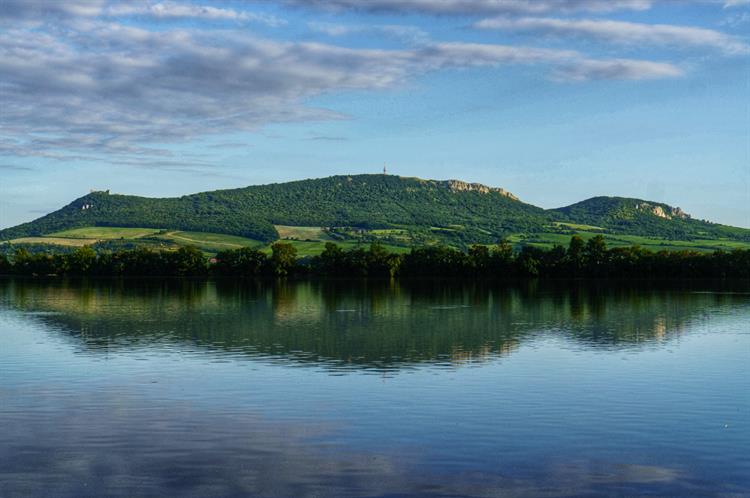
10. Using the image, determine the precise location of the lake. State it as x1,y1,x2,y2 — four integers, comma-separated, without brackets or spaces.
0,278,748,497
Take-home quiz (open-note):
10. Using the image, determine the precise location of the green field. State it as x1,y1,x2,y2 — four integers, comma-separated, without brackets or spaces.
6,226,407,257
509,231,750,252
552,222,605,231
9,228,263,255
9,237,97,247
371,229,408,235
49,227,162,239
259,240,410,257
274,225,332,241
4,174,749,251
159,231,262,251
7,225,750,256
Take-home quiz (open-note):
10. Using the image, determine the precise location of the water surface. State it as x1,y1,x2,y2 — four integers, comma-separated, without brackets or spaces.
1,279,748,497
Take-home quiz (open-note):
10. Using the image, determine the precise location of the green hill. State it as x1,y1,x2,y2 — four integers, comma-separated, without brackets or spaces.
552,196,748,241
1,175,748,249
0,175,551,245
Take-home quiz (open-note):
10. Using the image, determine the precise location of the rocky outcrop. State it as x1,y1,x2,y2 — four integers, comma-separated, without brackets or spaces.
438,180,519,201
671,207,689,219
636,202,690,220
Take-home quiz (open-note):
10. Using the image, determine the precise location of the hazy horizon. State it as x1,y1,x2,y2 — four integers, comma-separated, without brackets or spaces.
1,0,749,229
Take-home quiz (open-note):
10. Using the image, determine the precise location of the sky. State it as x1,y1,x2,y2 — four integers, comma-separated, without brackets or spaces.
0,0,748,229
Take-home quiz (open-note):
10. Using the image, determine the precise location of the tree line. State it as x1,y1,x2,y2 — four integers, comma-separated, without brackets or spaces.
1,236,748,279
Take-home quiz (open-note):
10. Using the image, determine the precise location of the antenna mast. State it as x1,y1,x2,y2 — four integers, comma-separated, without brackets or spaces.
383,163,387,175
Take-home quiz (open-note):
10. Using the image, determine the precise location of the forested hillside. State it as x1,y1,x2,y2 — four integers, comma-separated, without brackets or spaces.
0,175,551,244
1,174,748,246
553,197,748,241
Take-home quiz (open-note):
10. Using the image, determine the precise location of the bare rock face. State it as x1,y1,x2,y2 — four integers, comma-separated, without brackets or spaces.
636,202,690,220
651,205,670,219
439,180,519,201
671,207,689,219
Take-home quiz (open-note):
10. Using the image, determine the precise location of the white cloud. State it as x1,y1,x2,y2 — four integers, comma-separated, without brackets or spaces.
281,0,653,15
281,0,750,15
552,58,683,81
308,22,430,44
107,1,286,26
0,1,693,164
0,0,105,23
0,1,285,26
475,17,750,55
0,22,681,161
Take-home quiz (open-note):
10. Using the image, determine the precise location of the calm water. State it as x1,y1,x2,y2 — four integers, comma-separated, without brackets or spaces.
0,278,748,498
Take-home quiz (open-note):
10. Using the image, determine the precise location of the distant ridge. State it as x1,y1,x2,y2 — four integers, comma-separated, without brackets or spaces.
554,196,689,221
1,174,748,245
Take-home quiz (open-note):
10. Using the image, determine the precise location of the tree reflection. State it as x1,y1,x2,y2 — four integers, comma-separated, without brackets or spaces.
0,278,746,371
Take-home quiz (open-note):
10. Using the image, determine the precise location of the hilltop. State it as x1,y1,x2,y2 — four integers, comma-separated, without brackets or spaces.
0,175,547,245
551,196,746,241
1,174,748,252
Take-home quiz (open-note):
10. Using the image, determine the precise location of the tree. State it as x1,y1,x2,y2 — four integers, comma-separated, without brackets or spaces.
67,246,97,275
489,239,515,276
468,244,490,274
567,235,585,275
541,244,566,276
0,253,11,274
313,242,344,275
584,235,608,275
270,242,297,276
117,247,161,275
171,246,207,276
214,247,266,276
11,248,33,275
368,242,397,277
516,246,542,277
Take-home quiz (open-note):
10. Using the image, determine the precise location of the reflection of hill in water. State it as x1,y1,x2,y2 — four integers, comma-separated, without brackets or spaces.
1,279,746,371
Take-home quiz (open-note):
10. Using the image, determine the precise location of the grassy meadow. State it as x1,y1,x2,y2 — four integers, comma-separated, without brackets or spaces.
5,224,750,256
8,237,98,247
509,231,750,252
49,227,162,239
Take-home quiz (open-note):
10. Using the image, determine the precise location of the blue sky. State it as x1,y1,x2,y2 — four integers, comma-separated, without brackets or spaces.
1,0,748,228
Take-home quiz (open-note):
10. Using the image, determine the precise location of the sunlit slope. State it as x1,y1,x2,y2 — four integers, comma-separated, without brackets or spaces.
1,175,748,246
552,197,750,241
0,175,551,244
5,225,408,256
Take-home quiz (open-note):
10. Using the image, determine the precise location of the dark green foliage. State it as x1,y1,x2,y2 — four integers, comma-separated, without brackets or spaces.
400,246,471,277
170,246,208,276
10,248,56,276
468,245,490,273
0,253,11,274
311,242,402,277
0,243,77,258
0,238,747,279
219,175,548,234
488,240,515,276
0,175,551,245
214,247,267,277
584,235,608,274
270,242,298,276
5,246,207,277
564,235,584,276
553,196,750,241
2,176,748,247
66,246,97,275
368,243,402,278
0,191,278,242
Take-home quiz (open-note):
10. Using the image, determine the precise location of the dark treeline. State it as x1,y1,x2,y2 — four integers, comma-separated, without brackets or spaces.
1,236,748,279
